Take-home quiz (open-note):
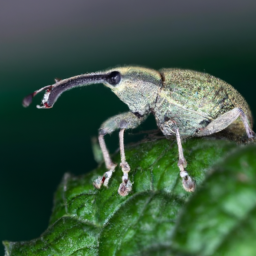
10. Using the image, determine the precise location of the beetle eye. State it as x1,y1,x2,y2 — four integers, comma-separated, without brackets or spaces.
106,71,121,86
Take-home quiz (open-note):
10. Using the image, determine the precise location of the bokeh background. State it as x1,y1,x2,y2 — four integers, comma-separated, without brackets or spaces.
1,0,256,254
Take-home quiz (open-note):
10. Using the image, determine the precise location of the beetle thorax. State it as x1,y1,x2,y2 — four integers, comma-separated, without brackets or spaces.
115,80,159,115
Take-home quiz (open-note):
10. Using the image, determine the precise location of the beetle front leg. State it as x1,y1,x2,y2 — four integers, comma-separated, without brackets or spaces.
93,112,148,195
175,127,196,192
118,128,133,196
93,133,117,189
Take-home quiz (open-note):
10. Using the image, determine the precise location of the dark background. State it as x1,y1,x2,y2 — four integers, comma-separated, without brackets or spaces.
1,0,256,254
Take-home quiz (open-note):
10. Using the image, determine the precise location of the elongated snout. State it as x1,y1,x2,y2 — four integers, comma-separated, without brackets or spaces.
22,71,121,109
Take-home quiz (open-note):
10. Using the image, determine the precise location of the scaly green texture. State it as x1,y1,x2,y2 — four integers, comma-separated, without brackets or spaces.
3,137,256,256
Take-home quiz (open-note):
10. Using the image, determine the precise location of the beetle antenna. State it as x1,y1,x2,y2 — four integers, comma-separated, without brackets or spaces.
22,73,108,109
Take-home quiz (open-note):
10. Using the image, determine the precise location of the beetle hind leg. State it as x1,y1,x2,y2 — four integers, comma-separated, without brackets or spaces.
196,107,255,139
175,127,196,192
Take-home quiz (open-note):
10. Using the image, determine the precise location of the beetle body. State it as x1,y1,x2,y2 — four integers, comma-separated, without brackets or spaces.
155,68,253,137
23,66,254,196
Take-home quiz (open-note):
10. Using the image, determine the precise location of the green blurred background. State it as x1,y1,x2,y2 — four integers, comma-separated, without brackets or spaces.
1,0,256,254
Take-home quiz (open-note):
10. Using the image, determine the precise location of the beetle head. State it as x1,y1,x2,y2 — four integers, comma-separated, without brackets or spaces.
22,66,161,115
104,66,162,115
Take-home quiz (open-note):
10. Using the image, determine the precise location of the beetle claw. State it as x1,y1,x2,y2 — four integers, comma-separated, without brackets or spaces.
182,174,196,192
118,179,132,196
93,168,115,189
93,176,103,189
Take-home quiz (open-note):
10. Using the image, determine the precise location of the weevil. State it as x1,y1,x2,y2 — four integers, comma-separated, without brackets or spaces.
23,66,255,196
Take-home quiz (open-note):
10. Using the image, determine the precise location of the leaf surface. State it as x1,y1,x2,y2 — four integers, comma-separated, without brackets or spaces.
4,137,256,256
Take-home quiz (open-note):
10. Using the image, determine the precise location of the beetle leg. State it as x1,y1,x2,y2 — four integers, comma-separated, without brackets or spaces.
197,107,255,139
118,128,132,196
93,133,117,189
175,127,196,192
93,112,148,194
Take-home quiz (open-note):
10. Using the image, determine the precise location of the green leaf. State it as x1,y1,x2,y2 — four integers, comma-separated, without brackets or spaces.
171,144,256,256
3,137,256,256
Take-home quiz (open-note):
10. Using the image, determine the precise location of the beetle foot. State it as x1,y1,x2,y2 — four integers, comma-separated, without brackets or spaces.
248,129,256,139
118,169,132,196
180,171,196,192
178,158,187,169
93,176,103,189
118,179,133,196
120,161,130,172
93,167,115,189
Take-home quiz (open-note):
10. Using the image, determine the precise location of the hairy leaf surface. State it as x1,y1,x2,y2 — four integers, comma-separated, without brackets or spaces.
3,137,256,256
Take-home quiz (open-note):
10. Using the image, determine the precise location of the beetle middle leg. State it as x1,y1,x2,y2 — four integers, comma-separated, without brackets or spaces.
175,127,196,192
93,111,148,196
